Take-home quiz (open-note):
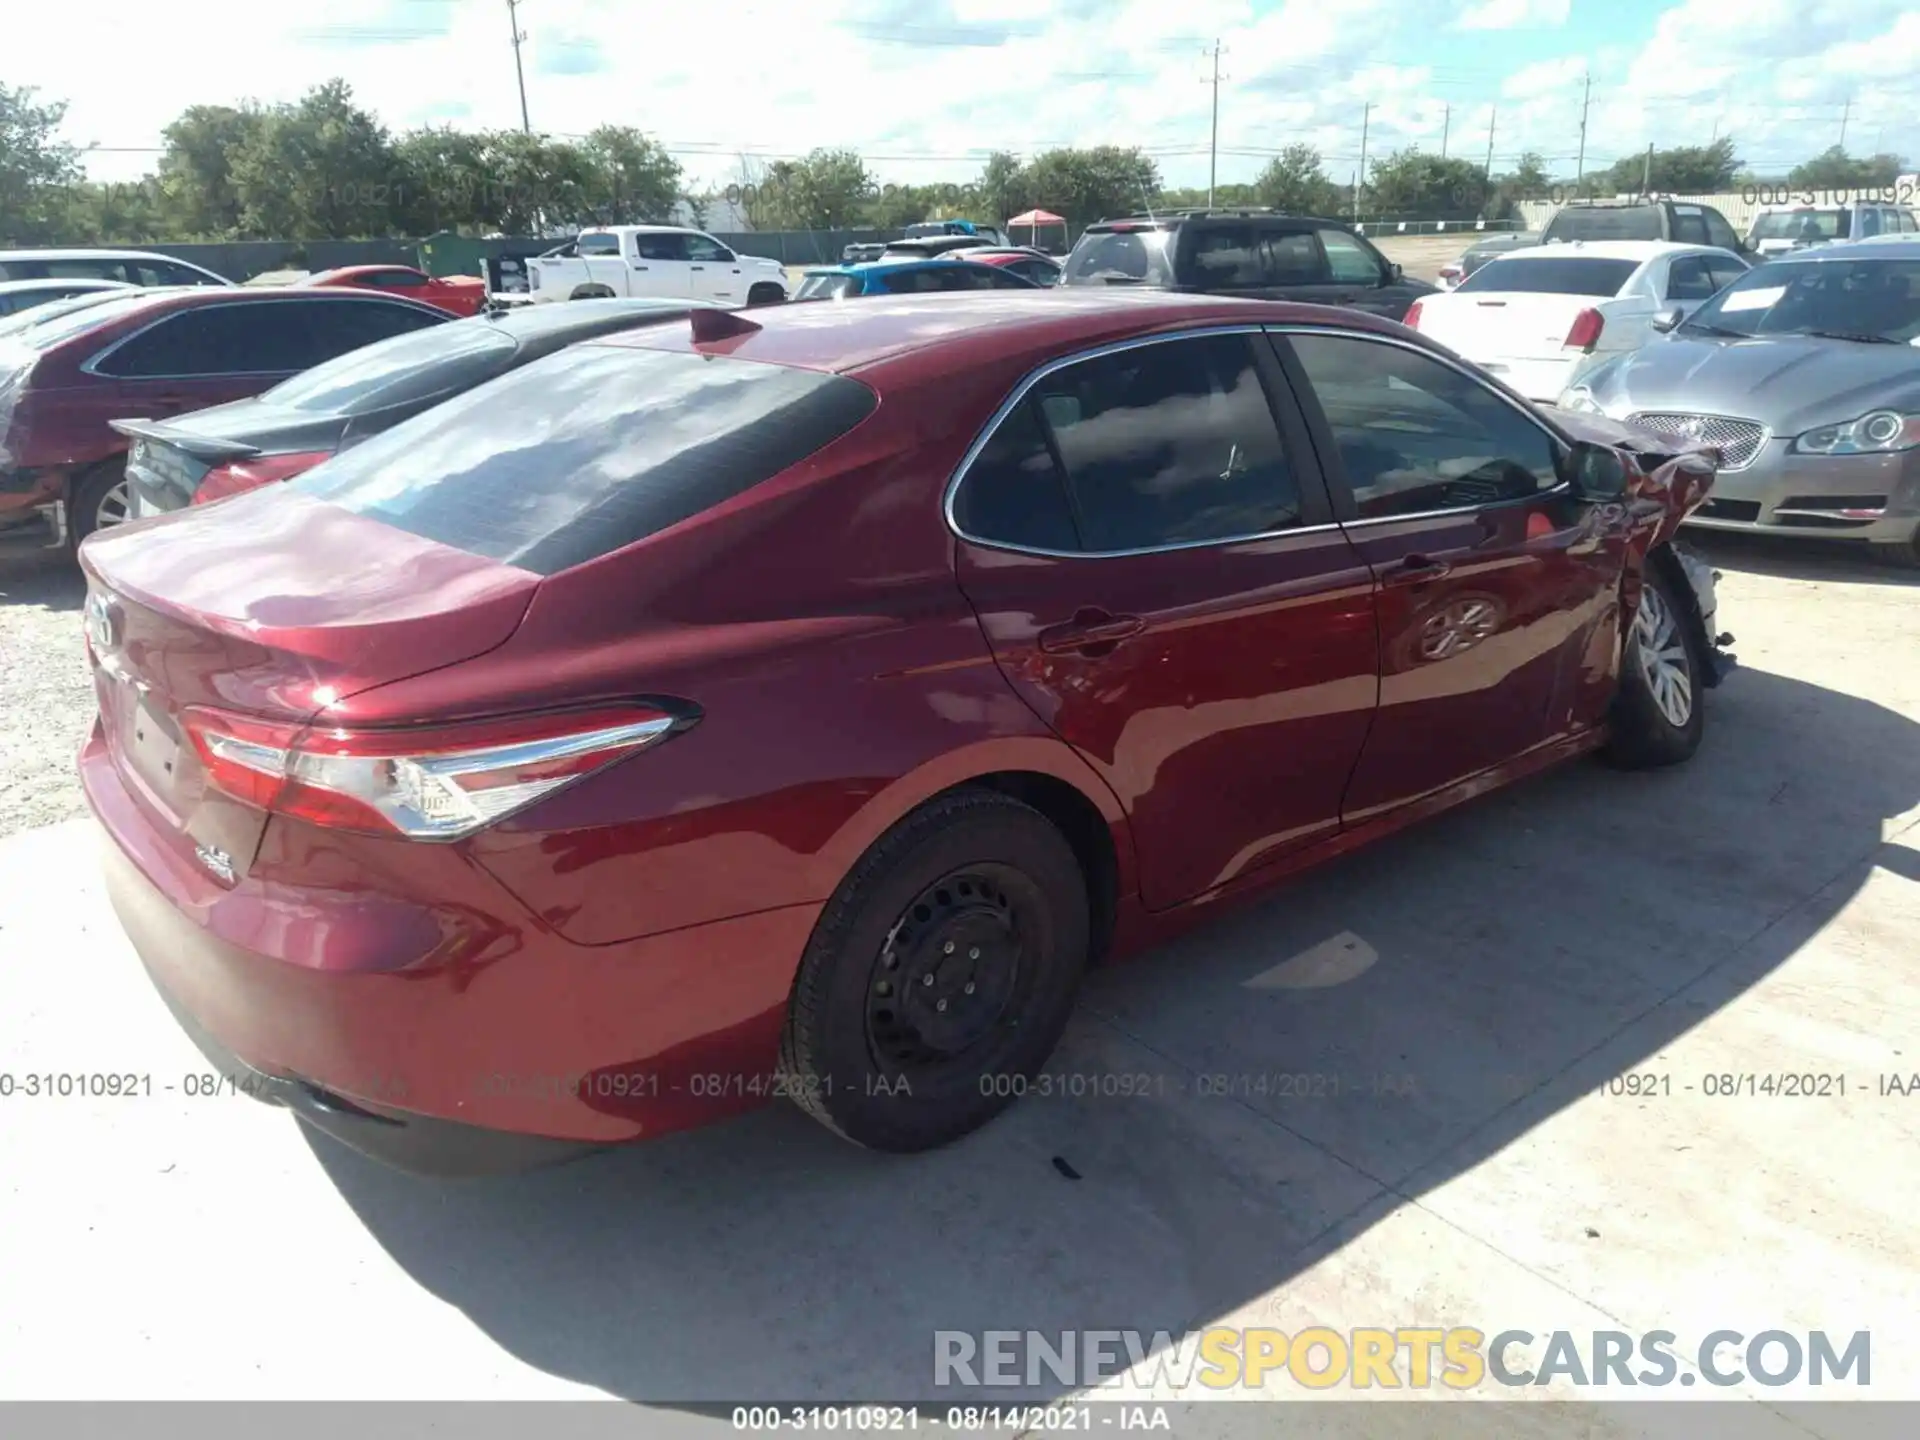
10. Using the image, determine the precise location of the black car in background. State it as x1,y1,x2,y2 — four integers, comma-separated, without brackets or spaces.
1540,199,1751,255
114,298,719,516
1059,209,1435,321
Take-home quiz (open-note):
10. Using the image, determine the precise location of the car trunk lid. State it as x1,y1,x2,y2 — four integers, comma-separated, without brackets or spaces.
1415,291,1607,362
114,405,349,511
80,488,538,875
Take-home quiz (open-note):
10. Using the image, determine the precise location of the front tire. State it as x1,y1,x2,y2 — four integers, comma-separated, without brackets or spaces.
746,282,787,307
1603,554,1706,769
779,789,1090,1152
1870,530,1920,569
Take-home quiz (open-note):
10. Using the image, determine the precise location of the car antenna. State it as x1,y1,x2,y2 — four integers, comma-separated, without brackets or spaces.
689,307,764,344
1137,172,1158,223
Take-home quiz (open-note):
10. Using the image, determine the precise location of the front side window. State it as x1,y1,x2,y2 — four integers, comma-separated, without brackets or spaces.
94,305,294,377
576,232,621,257
1665,256,1716,302
1672,213,1710,245
684,234,731,263
292,345,878,575
1318,228,1385,285
1703,210,1742,251
634,233,690,262
1285,332,1562,519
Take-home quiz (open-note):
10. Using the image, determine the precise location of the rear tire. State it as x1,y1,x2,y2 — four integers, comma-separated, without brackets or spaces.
1603,553,1706,769
1870,531,1920,569
779,789,1089,1152
568,285,615,301
68,461,134,546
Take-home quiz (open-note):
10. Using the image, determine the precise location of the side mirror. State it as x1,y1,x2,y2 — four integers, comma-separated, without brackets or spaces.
1387,261,1403,283
1565,440,1629,499
1649,305,1685,334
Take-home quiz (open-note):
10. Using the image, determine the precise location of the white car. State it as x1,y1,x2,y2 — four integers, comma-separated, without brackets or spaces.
1403,241,1751,402
1746,201,1917,257
0,248,232,288
526,226,788,307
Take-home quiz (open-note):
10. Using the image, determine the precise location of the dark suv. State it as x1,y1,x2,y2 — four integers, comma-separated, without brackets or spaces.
1060,210,1434,321
1541,200,1750,254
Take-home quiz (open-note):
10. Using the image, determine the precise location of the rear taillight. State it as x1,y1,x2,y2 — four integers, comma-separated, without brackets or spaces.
529,265,542,291
1564,308,1605,351
182,704,690,839
1402,299,1425,329
193,450,333,504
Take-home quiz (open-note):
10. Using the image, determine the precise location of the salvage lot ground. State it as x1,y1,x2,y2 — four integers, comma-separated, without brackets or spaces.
1,530,1916,1433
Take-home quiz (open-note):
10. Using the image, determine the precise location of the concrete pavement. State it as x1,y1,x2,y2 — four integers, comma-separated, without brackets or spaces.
1,532,1915,1434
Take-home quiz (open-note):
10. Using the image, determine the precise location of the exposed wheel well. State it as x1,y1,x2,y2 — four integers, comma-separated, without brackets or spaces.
959,771,1120,966
1646,542,1712,677
569,284,614,300
746,281,787,304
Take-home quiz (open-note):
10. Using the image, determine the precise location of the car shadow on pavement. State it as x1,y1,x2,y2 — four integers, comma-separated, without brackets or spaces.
1685,529,1920,588
309,651,1920,1409
0,549,84,611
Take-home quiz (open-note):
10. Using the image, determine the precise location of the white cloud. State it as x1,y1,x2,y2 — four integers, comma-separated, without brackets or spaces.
1457,0,1571,31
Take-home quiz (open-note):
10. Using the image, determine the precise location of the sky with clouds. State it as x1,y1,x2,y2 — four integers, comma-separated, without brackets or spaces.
11,0,1919,193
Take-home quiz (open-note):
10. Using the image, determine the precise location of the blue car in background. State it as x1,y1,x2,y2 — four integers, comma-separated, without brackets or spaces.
792,257,1043,301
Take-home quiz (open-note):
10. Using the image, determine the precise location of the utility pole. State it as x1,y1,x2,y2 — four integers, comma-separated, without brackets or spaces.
1838,96,1851,150
1356,101,1372,222
1483,105,1496,204
1206,39,1224,208
1574,70,1591,193
1440,103,1451,159
507,0,531,135
1641,142,1654,196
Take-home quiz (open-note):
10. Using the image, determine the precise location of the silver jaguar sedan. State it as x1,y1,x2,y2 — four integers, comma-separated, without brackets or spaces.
1557,236,1920,567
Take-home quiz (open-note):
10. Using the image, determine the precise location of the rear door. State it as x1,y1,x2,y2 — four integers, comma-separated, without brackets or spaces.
574,231,629,292
950,328,1380,910
1274,325,1628,821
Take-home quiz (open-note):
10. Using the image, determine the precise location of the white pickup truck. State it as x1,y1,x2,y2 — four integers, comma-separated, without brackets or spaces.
526,226,789,307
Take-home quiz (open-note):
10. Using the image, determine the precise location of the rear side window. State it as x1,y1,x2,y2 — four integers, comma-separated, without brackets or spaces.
1456,257,1637,296
577,232,621,257
95,299,442,377
293,345,878,575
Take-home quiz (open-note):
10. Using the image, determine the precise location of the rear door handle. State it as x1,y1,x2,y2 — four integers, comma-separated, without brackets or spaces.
1038,609,1146,655
1382,554,1453,587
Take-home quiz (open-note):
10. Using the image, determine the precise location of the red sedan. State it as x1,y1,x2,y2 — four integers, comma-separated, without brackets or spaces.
302,264,490,317
77,291,1729,1175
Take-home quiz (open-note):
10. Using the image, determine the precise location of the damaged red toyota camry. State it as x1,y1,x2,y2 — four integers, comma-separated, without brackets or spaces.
77,290,1732,1175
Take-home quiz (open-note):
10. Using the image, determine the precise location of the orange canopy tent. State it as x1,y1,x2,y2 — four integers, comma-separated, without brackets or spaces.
1007,208,1067,251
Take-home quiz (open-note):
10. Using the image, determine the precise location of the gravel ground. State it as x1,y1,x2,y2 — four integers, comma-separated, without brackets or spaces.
0,545,91,839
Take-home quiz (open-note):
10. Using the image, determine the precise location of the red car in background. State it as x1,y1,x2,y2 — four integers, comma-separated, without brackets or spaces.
302,264,491,317
964,248,1064,286
78,291,1730,1177
0,286,448,543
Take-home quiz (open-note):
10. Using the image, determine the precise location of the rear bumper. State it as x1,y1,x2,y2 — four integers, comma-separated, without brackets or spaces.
1679,441,1920,545
82,724,823,1170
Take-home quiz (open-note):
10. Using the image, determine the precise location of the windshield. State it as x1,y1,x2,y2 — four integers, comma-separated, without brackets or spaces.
263,320,513,413
1062,228,1176,286
795,273,861,301
1455,257,1638,296
1684,258,1920,343
1749,211,1848,243
1545,207,1663,242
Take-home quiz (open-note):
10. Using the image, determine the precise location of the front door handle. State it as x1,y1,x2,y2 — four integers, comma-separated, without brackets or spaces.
1382,554,1453,587
1038,608,1146,655
691,266,706,271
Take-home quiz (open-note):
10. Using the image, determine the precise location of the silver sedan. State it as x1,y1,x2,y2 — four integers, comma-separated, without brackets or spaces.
1557,236,1920,567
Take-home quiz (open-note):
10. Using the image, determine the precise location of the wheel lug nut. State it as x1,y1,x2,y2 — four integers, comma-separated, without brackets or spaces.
936,999,948,1012
876,981,892,996
964,982,975,994
923,973,934,986
943,941,955,954
969,947,980,959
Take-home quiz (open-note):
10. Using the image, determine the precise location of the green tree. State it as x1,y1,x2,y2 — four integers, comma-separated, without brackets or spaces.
1589,137,1739,195
0,83,82,245
1250,145,1343,215
393,125,495,233
1484,150,1551,222
1363,148,1490,218
751,147,874,229
58,178,167,244
155,104,263,237
1016,146,1160,228
866,183,931,228
228,81,403,238
975,151,1029,224
578,125,682,224
1786,146,1904,190
471,130,596,233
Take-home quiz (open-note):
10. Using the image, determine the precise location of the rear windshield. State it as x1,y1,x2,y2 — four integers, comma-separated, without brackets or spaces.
796,272,861,300
292,344,878,575
1456,257,1638,296
1062,228,1177,286
1544,207,1663,242
262,320,513,414
1750,210,1848,242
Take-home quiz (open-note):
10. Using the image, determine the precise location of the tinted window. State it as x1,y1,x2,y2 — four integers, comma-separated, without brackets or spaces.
950,399,1080,551
1684,257,1920,343
577,232,621,257
358,269,425,288
292,345,878,575
1318,228,1384,285
1062,228,1177,286
97,299,441,377
300,298,445,359
1024,333,1301,551
263,320,513,413
1456,257,1637,296
635,233,689,261
1665,256,1716,301
43,258,131,283
1857,210,1883,238
156,261,222,287
684,234,731,262
1186,226,1324,287
1703,255,1749,292
1702,211,1741,251
1672,213,1710,245
1545,206,1663,242
1287,333,1562,519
